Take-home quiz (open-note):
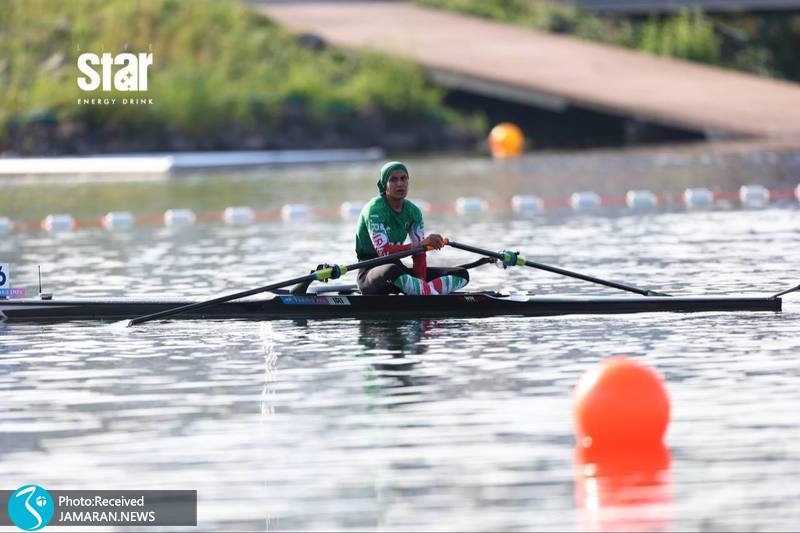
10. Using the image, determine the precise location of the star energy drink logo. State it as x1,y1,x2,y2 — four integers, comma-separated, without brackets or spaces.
76,46,154,105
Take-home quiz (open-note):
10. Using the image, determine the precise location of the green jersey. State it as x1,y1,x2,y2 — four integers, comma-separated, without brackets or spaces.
355,196,426,261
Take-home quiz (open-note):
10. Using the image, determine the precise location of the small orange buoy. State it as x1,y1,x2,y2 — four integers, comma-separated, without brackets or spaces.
488,122,524,158
573,356,670,449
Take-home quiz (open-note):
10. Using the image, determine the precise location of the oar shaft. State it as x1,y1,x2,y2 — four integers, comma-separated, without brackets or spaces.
127,245,428,326
447,240,668,297
521,258,656,296
126,273,314,326
772,283,800,299
447,240,506,261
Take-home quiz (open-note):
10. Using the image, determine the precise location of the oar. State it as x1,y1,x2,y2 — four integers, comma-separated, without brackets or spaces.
125,245,431,326
772,283,800,299
447,240,670,297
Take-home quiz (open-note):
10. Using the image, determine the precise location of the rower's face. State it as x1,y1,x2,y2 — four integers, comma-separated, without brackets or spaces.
386,169,409,200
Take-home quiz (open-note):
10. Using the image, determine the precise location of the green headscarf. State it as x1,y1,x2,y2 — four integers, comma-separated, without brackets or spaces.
377,161,408,195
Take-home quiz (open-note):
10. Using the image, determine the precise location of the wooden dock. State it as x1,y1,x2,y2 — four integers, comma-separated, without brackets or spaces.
259,1,800,139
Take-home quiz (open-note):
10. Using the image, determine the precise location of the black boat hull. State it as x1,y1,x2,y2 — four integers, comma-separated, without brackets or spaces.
0,293,782,323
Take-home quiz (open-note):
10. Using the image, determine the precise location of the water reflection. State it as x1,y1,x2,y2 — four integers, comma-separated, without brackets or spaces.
574,443,673,532
357,320,435,357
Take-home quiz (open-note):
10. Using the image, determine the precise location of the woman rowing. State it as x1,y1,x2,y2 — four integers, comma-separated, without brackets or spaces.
354,161,469,295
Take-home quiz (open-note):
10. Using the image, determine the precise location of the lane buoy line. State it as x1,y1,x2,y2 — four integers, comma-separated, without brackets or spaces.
4,185,797,233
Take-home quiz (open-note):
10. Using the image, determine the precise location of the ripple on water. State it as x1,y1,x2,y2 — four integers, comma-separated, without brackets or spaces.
0,207,799,530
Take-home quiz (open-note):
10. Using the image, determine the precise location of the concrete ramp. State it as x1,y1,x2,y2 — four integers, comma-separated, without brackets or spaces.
259,1,800,139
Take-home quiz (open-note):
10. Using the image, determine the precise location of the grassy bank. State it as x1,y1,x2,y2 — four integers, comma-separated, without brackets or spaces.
416,0,800,81
0,0,483,155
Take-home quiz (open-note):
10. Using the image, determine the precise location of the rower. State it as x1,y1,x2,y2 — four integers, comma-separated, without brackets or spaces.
354,161,469,295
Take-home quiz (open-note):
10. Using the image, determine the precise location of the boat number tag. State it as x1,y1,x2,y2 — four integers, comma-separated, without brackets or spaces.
0,264,8,289
280,295,351,306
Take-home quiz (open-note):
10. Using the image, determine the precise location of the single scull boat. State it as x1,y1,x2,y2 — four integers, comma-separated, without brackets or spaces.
0,287,782,323
1,241,792,324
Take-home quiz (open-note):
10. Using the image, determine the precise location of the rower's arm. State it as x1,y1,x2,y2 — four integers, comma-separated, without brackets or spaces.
408,219,427,280
368,220,414,257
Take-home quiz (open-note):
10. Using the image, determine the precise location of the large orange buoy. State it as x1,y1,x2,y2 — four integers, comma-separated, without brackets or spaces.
488,122,524,158
573,356,670,449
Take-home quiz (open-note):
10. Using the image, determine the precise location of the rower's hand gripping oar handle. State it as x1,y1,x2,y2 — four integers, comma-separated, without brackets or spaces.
312,240,443,282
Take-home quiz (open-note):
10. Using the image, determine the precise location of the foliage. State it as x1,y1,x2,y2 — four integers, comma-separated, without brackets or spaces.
638,10,721,64
416,0,798,80
0,0,476,152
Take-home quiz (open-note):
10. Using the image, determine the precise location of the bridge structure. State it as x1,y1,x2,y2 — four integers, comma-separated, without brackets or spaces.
259,1,800,141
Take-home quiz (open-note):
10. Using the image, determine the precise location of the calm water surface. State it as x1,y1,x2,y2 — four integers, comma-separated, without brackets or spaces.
1,164,799,531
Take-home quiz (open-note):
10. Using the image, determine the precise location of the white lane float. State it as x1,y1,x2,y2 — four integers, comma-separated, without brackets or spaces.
223,206,255,225
739,184,770,208
280,204,310,221
683,188,714,209
42,214,76,232
102,211,135,230
163,209,196,226
625,190,658,210
455,197,488,215
570,192,601,211
511,194,544,214
339,201,364,220
410,199,431,214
